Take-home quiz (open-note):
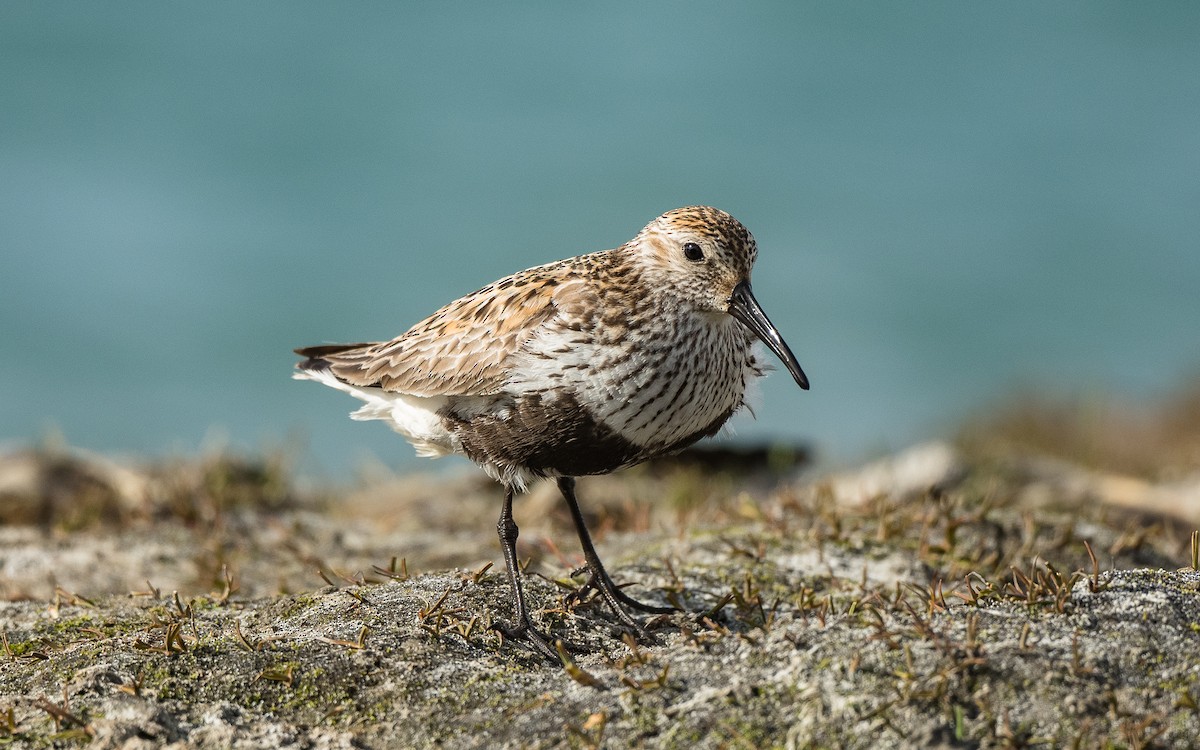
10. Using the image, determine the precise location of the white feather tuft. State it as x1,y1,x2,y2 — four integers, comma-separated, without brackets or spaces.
294,368,453,458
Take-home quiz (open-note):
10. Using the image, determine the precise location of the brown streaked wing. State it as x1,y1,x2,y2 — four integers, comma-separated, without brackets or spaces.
318,266,591,397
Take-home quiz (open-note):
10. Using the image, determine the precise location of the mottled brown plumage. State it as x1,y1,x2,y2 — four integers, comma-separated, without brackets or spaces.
294,206,808,662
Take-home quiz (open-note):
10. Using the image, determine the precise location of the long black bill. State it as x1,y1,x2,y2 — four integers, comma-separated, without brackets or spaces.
728,281,810,390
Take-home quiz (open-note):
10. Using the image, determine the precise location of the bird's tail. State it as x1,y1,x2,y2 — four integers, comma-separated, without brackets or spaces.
293,343,374,372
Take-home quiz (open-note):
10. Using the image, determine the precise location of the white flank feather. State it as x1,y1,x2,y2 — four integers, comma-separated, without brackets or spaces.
293,368,453,458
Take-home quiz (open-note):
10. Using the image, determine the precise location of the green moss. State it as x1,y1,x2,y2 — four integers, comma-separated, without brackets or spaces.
45,615,98,635
277,594,317,620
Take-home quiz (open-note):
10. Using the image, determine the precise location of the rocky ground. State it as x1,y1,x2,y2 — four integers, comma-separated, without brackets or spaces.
2,388,1200,749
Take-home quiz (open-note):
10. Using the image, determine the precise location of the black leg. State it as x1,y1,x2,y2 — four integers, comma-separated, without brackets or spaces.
493,485,559,663
558,476,675,625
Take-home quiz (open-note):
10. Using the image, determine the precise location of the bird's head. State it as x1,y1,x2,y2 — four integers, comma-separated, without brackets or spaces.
630,206,809,390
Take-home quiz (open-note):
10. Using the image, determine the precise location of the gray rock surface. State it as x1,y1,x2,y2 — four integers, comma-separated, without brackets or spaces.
2,443,1199,748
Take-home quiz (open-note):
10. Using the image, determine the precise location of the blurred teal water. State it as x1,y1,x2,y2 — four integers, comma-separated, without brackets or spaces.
3,3,1198,478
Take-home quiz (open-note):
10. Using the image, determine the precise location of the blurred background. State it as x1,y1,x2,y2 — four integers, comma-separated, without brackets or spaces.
3,2,1198,480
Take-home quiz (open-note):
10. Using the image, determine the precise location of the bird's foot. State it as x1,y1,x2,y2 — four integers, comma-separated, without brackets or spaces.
491,618,561,664
567,565,676,615
565,566,676,640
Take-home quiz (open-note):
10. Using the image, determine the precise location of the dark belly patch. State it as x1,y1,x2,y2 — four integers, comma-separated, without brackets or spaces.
444,392,644,478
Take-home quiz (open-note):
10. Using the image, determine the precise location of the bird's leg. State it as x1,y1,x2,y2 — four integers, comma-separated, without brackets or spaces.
492,485,559,663
558,476,676,625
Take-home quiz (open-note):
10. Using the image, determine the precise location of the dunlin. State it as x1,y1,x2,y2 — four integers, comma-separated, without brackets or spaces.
294,206,809,661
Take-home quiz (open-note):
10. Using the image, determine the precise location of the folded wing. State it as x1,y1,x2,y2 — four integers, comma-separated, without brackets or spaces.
295,264,592,398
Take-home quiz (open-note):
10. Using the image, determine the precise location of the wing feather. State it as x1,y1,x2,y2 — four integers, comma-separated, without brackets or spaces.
299,259,597,397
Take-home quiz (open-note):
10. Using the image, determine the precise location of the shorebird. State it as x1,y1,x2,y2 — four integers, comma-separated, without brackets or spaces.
294,206,809,661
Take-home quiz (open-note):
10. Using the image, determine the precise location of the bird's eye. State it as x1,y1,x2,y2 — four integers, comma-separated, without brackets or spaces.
682,242,705,262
